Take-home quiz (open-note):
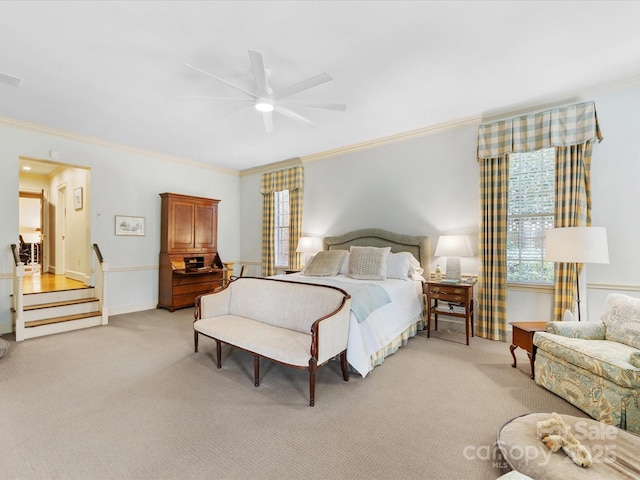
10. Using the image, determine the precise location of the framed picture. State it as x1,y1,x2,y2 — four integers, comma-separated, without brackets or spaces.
115,215,145,236
73,187,83,210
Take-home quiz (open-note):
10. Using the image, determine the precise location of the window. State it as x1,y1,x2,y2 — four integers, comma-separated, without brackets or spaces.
274,189,290,268
507,147,555,284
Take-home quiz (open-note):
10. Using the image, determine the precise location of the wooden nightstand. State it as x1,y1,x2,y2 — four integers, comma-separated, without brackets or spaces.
425,280,476,345
509,321,548,379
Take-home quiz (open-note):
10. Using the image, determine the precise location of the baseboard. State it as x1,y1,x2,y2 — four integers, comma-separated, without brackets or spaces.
65,269,91,285
108,302,159,316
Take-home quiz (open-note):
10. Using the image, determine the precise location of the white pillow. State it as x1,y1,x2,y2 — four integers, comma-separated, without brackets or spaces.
348,246,391,280
339,252,350,274
302,250,347,277
386,252,413,280
408,255,426,281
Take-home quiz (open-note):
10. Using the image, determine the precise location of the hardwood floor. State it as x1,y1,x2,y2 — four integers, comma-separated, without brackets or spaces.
23,273,86,294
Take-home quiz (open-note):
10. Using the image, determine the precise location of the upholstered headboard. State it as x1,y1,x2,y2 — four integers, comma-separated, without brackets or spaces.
323,228,430,273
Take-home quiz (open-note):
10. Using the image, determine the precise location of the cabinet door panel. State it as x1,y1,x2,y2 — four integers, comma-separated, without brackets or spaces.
170,202,195,250
195,203,217,250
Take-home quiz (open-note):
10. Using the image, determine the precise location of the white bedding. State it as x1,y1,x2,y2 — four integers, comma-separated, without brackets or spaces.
271,273,423,377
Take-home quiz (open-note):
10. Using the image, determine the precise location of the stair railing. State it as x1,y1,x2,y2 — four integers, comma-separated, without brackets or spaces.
10,244,26,341
92,243,109,325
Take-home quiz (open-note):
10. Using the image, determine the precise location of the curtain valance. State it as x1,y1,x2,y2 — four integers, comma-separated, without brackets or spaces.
477,101,603,160
261,166,304,194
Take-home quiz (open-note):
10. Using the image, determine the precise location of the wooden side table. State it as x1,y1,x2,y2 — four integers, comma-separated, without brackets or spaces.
425,281,476,345
509,321,548,379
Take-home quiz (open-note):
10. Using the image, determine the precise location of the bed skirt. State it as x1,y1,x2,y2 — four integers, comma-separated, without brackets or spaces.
367,313,426,371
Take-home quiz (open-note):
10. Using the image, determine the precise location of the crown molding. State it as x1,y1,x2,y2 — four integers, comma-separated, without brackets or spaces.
0,115,239,177
300,115,482,164
481,74,640,123
239,157,303,177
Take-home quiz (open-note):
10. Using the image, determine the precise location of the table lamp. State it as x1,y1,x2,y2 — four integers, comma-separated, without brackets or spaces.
434,235,473,281
296,236,323,266
544,226,609,321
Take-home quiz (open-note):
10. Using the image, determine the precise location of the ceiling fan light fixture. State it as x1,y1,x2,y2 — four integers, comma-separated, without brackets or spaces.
254,100,274,112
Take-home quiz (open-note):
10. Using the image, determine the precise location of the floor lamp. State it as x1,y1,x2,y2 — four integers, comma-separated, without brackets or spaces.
434,235,473,282
545,227,609,321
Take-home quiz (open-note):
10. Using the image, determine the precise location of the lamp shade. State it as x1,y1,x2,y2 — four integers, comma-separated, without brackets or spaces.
434,235,473,258
545,227,609,264
296,236,323,254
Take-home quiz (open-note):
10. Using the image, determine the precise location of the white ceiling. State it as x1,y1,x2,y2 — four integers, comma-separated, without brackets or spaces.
3,1,640,172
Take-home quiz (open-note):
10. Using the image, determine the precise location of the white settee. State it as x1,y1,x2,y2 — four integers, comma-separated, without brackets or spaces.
193,277,351,406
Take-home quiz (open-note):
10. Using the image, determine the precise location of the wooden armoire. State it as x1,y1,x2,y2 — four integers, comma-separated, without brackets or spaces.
158,192,224,311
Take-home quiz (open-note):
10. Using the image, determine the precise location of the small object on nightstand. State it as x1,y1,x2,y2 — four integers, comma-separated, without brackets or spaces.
434,264,442,282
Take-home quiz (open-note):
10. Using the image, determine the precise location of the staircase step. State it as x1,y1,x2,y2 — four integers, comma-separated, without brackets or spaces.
23,298,100,322
23,287,96,307
25,311,102,328
24,297,99,311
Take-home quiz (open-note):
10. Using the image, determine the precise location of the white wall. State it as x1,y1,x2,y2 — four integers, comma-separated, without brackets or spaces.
582,83,640,319
1,122,241,334
239,82,640,326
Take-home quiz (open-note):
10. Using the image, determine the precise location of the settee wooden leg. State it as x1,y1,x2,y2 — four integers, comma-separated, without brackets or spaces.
215,340,222,368
340,351,349,381
254,355,260,387
309,358,317,407
194,331,199,353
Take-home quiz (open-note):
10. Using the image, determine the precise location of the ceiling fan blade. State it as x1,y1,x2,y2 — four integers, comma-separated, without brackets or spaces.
274,106,315,127
282,100,346,111
248,50,269,97
184,63,257,99
0,71,23,87
177,95,253,102
261,111,274,133
271,72,332,101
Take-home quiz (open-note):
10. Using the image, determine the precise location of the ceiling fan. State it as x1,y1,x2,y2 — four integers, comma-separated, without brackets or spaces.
183,50,346,132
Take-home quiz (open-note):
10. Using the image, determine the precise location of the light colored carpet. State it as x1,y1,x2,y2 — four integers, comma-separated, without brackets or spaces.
0,309,586,480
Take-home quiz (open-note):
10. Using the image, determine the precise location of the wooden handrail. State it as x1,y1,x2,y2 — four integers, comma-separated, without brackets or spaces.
93,243,104,264
10,243,20,266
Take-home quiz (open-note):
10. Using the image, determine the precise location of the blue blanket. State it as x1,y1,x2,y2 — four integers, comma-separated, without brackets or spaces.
279,276,391,323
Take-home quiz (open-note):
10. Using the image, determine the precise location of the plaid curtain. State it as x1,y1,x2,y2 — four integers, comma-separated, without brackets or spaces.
552,143,594,321
261,166,304,276
477,101,602,332
478,102,602,157
477,155,509,341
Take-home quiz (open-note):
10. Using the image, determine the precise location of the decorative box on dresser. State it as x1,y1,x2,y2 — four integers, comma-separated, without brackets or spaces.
158,192,224,312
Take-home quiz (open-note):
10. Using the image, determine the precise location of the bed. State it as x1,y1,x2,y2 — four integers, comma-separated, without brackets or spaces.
271,228,430,377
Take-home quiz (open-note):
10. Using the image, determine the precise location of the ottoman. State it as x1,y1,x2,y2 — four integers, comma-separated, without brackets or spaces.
497,413,640,480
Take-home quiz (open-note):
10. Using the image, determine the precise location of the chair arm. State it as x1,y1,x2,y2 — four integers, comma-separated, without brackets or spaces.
315,298,351,365
545,320,606,339
195,287,231,321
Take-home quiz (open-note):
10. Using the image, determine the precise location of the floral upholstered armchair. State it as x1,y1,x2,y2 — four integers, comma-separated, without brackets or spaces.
533,293,640,433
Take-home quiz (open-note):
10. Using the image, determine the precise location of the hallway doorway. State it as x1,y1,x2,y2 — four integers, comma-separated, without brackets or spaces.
18,157,91,284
